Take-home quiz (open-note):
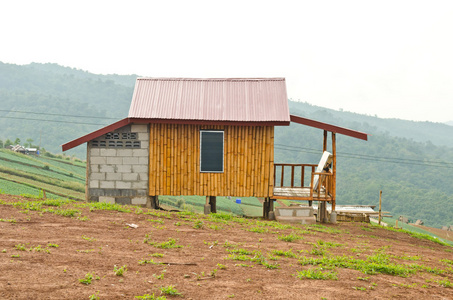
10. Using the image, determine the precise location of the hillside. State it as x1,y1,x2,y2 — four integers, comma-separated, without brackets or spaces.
1,61,453,228
0,149,86,200
1,195,452,299
0,62,136,158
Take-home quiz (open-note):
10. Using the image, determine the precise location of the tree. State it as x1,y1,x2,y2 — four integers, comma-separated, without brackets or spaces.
26,138,34,148
14,138,21,145
0,139,3,148
4,139,13,147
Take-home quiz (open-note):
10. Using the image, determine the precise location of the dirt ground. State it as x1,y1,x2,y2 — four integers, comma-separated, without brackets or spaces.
1,194,452,300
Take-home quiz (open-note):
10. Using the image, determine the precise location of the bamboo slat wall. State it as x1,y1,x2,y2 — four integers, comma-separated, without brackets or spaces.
148,124,274,197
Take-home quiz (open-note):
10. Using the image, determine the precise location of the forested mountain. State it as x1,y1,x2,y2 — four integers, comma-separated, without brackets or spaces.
0,62,452,228
0,62,136,158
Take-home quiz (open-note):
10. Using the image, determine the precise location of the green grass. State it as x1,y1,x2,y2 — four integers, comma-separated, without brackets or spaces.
294,268,338,280
146,238,183,249
278,232,304,242
159,285,182,296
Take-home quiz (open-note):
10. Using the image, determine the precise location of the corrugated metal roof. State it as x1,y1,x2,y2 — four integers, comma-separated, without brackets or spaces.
128,78,290,123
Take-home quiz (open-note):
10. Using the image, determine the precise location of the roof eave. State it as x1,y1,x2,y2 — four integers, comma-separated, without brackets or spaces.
61,118,290,152
61,118,131,152
290,114,368,141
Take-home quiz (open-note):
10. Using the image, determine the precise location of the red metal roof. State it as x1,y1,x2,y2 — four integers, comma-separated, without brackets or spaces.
128,78,290,124
290,115,369,141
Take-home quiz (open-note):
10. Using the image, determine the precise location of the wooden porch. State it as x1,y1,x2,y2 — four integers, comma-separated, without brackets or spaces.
271,130,337,211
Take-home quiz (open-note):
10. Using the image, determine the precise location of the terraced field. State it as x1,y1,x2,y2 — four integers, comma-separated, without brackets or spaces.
0,149,85,200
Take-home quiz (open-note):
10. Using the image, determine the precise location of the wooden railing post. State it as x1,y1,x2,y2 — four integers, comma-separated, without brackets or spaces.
301,166,305,187
280,165,284,187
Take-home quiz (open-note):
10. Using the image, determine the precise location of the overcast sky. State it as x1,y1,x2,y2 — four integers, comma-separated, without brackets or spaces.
2,0,452,123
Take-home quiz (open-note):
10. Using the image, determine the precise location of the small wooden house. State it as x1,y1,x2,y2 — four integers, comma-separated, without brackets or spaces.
62,78,367,219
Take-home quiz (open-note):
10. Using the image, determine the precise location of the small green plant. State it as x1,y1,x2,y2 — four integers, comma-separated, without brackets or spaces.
217,263,227,270
210,269,218,277
11,254,20,258
15,244,27,251
436,279,453,288
148,218,165,224
357,276,369,281
89,291,100,300
247,227,269,234
223,240,236,248
440,259,453,265
150,253,164,258
135,294,167,300
278,232,303,242
82,235,96,242
79,272,99,285
153,269,166,280
114,265,127,276
235,264,254,267
47,243,59,248
159,285,182,296
0,218,16,223
151,238,183,249
193,220,204,229
271,249,298,258
139,258,162,265
353,286,366,291
76,249,94,253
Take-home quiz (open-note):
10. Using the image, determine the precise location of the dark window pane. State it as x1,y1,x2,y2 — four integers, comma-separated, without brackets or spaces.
200,131,223,172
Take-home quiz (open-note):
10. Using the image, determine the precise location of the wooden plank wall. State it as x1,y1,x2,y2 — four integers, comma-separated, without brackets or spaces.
148,124,274,197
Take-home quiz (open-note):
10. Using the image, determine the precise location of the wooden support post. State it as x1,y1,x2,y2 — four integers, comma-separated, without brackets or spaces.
331,132,336,212
323,130,327,152
379,190,382,225
308,200,312,207
148,196,159,209
320,201,328,223
85,142,90,203
209,196,217,213
263,197,272,219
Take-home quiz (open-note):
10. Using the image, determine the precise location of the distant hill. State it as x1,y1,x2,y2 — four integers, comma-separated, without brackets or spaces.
0,62,452,228
0,62,137,158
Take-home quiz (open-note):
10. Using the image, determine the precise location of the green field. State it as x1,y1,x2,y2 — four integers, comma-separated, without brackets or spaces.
0,149,85,200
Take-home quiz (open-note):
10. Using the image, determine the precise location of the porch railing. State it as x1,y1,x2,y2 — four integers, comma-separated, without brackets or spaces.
273,163,317,188
274,163,333,199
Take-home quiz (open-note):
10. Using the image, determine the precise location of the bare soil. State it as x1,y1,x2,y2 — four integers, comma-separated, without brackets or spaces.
1,194,452,300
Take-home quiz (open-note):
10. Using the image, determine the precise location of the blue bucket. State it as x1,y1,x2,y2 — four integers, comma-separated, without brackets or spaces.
235,199,241,204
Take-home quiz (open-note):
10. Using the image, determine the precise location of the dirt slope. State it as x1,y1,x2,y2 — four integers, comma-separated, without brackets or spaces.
0,194,452,300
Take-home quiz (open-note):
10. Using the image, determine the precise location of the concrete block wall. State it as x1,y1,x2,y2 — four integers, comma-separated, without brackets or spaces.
87,124,150,206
